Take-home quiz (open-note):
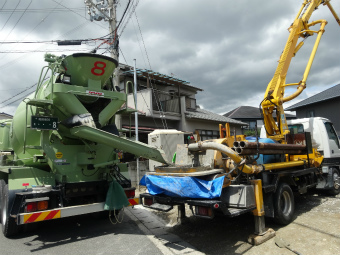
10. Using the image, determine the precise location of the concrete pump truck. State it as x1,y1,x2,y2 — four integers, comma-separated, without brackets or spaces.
139,0,340,245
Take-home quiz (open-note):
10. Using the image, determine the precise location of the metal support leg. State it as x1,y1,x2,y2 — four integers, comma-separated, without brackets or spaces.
177,204,186,224
254,215,266,235
248,216,276,245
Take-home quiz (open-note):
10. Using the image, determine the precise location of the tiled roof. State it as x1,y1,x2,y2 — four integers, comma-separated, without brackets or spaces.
224,106,296,119
286,84,340,110
120,64,203,92
0,112,13,118
185,108,247,125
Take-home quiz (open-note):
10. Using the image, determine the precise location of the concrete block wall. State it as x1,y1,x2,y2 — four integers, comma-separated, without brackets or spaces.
128,160,149,187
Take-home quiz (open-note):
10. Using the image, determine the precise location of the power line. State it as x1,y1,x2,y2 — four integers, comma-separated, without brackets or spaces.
129,11,169,130
0,49,91,53
0,8,85,13
1,89,36,107
0,77,49,108
51,0,108,30
0,0,21,33
1,0,32,43
0,0,9,10
0,81,37,105
116,0,131,31
118,0,140,37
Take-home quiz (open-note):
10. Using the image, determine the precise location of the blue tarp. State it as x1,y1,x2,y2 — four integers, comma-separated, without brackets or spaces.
140,175,224,199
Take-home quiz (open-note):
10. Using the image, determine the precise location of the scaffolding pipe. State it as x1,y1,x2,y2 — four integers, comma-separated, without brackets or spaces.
134,59,140,189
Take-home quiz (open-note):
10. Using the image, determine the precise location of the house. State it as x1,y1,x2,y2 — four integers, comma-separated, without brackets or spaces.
224,106,296,134
0,112,13,121
286,83,340,134
117,64,246,144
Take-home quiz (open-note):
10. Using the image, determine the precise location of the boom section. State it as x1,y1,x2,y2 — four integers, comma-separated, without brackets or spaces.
261,0,340,141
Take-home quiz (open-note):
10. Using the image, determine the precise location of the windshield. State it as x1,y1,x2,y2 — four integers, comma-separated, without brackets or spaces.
324,122,340,149
288,124,304,134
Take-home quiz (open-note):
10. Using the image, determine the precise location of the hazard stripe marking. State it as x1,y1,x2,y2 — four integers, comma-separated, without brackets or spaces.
24,212,42,223
128,198,139,206
44,210,60,220
23,210,61,224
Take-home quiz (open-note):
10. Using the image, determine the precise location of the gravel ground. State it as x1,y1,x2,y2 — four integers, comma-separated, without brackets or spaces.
138,187,340,255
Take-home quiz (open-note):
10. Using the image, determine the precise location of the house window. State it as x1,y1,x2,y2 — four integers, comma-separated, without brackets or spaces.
196,129,220,141
249,121,256,130
307,110,315,117
186,97,196,110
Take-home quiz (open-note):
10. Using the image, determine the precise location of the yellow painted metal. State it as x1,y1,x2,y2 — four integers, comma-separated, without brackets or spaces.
188,140,263,175
262,160,305,171
219,123,230,138
289,148,324,168
325,0,340,26
261,0,340,140
250,180,265,217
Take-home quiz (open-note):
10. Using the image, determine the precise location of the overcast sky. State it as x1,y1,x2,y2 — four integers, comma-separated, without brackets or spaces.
0,0,339,116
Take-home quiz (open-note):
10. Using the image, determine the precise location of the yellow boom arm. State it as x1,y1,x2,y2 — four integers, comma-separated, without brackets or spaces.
261,0,340,141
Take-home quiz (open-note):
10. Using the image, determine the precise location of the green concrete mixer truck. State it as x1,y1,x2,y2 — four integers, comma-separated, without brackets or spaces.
0,53,168,237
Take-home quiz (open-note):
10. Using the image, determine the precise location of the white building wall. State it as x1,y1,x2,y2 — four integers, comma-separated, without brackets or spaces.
126,88,153,116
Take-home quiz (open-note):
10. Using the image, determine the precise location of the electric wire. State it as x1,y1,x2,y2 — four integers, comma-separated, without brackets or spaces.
0,8,85,13
133,12,169,130
0,0,8,10
0,49,90,53
0,0,21,33
0,78,49,108
1,89,36,108
116,0,131,31
1,0,32,43
117,0,139,37
0,83,36,105
51,0,108,31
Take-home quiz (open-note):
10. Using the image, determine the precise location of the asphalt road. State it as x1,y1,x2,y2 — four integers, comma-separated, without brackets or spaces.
0,212,164,255
165,191,340,255
1,191,338,255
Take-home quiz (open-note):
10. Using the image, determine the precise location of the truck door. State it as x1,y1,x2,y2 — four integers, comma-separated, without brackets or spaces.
324,122,340,157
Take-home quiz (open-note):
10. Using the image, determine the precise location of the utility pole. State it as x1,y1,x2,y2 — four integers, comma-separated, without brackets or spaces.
85,0,122,128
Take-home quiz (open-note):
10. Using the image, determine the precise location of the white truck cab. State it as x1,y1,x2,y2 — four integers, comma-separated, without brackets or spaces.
261,117,340,158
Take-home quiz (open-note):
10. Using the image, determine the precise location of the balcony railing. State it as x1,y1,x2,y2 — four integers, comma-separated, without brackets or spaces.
152,91,180,113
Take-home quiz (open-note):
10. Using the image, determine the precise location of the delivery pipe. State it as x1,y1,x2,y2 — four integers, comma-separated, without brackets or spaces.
237,148,307,155
238,141,307,150
188,141,263,174
188,141,308,174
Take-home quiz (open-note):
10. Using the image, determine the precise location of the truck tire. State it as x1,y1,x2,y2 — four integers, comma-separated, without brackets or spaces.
1,184,20,237
274,183,295,225
327,169,340,196
0,179,5,221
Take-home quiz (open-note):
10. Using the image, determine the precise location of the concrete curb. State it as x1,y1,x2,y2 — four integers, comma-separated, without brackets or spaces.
126,205,205,255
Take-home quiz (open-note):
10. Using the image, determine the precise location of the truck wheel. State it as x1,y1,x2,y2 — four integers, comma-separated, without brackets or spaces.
274,183,295,225
327,169,340,196
1,184,20,237
0,180,5,222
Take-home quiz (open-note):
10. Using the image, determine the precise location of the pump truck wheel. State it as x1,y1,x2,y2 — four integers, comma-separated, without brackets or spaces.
328,168,340,196
274,182,295,225
1,184,20,237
